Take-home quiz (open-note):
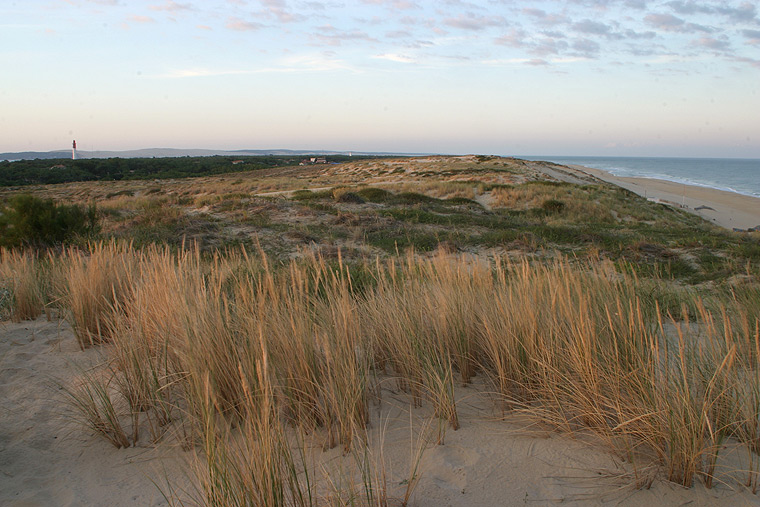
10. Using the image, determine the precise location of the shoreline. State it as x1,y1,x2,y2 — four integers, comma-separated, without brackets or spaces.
560,164,760,231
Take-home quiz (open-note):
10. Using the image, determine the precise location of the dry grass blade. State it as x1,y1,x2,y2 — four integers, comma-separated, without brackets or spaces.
61,365,131,449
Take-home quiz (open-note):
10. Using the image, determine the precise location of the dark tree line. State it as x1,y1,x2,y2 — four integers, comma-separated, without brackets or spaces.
0,155,369,187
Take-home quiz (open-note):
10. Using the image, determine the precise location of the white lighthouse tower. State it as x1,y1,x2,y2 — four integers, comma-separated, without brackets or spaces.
72,140,77,160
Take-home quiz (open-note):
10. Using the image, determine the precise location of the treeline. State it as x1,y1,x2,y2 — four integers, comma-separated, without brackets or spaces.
0,155,363,186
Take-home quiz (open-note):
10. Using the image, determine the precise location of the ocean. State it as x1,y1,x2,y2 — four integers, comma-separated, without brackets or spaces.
520,156,760,199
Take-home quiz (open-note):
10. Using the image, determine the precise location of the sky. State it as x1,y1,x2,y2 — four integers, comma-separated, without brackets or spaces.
1,0,759,158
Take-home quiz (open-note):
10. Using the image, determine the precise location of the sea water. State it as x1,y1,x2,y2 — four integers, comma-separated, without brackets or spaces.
521,156,760,199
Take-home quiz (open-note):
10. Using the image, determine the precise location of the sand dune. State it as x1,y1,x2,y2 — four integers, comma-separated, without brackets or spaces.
2,317,759,506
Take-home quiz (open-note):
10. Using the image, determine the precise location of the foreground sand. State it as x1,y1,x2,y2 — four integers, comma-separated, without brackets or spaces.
3,316,760,506
559,164,760,231
0,317,190,506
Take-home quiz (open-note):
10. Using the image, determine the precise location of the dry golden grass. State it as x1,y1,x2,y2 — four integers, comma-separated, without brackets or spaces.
387,181,480,200
57,241,134,348
0,249,44,322
4,240,760,501
490,183,616,223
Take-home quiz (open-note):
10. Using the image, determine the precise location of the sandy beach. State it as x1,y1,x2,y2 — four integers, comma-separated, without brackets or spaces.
561,164,760,231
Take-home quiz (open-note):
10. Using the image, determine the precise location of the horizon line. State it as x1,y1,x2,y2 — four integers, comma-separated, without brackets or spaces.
2,147,760,161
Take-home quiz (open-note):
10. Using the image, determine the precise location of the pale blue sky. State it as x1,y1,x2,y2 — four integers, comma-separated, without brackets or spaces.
2,0,759,157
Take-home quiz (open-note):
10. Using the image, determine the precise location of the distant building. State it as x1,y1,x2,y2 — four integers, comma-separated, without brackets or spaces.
50,164,66,170
231,160,244,165
300,157,328,165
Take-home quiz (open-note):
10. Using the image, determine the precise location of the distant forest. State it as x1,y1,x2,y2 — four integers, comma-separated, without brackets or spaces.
0,155,367,187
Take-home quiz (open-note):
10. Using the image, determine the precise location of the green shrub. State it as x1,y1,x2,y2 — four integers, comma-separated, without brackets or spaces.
444,197,480,207
396,192,438,204
733,238,760,261
356,187,391,202
0,195,99,248
335,192,365,204
105,190,134,199
291,189,332,201
541,199,565,214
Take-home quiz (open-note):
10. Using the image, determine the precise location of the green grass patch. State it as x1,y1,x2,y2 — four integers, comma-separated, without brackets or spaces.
356,187,392,202
291,189,333,201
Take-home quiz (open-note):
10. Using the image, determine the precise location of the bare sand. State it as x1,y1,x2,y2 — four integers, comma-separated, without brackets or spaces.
0,317,190,506
3,316,760,506
559,164,760,231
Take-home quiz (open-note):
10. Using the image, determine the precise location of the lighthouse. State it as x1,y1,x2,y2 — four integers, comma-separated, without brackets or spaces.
72,140,77,160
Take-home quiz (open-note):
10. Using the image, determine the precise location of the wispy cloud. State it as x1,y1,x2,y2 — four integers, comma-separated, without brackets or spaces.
695,36,731,51
373,53,415,63
742,29,760,44
572,19,613,37
624,0,647,9
443,13,506,31
622,29,656,39
157,53,354,78
361,0,419,10
160,68,253,78
531,36,570,57
715,2,758,22
149,0,192,12
666,1,714,15
572,38,600,56
256,0,306,23
667,1,758,23
280,53,355,71
494,29,574,57
311,25,377,46
493,29,527,48
645,13,686,31
481,56,584,66
129,15,156,23
385,29,412,38
226,17,265,31
521,8,569,26
735,56,760,68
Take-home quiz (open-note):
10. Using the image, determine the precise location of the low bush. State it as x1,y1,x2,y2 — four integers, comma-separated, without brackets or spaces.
396,192,438,204
356,187,391,202
541,199,565,214
291,189,333,201
0,194,98,248
332,187,365,204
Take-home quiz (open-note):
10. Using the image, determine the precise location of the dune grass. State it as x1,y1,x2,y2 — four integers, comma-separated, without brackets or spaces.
54,241,136,348
3,240,760,502
0,249,45,322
